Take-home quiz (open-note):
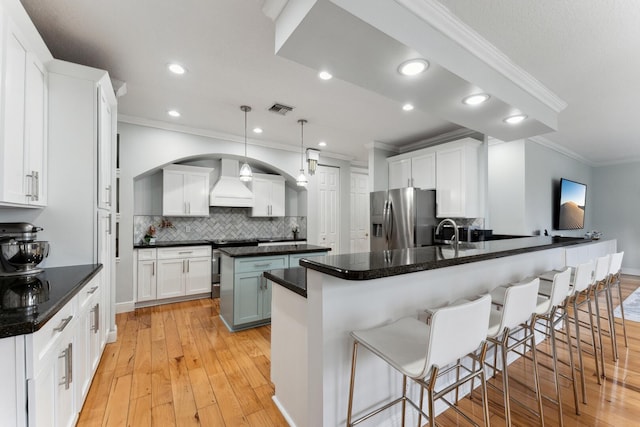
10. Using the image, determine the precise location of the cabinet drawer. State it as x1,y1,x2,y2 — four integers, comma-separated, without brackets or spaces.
137,248,157,261
78,274,101,309
27,296,77,373
235,255,288,274
157,245,211,259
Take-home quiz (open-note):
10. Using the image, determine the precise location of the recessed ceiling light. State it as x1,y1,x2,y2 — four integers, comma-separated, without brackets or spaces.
398,59,429,76
318,71,333,80
167,110,181,117
504,114,527,124
463,93,490,105
318,141,327,147
253,127,263,134
402,103,414,111
168,63,186,75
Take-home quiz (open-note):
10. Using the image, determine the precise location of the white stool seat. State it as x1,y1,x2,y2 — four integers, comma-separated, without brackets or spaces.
347,294,493,426
351,317,431,378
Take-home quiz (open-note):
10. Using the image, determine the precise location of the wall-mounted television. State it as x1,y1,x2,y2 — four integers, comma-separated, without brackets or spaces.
556,178,587,230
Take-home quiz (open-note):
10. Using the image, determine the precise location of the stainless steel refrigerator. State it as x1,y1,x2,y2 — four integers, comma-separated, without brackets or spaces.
370,188,437,251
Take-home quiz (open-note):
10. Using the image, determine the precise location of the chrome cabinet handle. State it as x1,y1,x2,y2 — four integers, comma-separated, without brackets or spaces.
254,262,271,267
178,251,193,254
54,316,73,333
105,185,112,206
58,343,73,389
107,213,112,235
186,260,190,273
30,171,39,201
87,286,99,294
91,303,100,333
152,261,155,276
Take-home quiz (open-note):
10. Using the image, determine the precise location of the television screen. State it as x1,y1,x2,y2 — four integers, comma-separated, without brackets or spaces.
557,178,586,230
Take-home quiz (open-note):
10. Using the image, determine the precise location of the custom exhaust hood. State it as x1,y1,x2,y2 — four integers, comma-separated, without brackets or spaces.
210,159,254,207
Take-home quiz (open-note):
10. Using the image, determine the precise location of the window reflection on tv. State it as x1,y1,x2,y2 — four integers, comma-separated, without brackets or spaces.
558,178,586,230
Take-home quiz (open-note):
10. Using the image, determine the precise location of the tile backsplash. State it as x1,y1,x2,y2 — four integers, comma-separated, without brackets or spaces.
134,207,306,244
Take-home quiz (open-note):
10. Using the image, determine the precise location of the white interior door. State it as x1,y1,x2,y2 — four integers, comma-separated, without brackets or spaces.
350,172,369,253
318,165,339,254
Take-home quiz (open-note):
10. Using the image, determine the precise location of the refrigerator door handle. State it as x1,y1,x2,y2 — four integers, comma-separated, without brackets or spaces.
385,200,393,242
382,200,389,242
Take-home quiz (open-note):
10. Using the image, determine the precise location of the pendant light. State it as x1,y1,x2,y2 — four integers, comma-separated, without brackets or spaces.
239,105,253,182
296,119,308,187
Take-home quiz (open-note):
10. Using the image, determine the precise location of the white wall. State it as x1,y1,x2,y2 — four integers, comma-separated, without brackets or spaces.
488,139,526,234
116,122,352,305
524,141,593,237
592,162,640,274
488,139,593,238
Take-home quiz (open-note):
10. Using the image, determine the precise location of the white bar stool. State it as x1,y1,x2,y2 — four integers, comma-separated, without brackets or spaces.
606,251,627,359
532,268,577,427
566,260,601,402
592,254,611,378
484,277,544,427
346,294,492,427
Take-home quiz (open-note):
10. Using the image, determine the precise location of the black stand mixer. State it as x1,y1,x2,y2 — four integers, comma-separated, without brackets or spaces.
0,222,50,277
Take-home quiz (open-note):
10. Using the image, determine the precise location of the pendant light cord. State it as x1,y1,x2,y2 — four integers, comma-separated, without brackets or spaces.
244,109,248,159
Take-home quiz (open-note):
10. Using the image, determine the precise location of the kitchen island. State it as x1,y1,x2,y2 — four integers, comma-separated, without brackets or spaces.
219,244,329,331
269,237,616,427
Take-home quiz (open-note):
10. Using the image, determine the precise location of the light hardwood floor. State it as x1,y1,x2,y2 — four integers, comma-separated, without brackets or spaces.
78,276,640,426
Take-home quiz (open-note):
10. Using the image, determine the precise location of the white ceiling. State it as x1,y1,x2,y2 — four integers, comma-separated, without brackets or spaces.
20,0,640,166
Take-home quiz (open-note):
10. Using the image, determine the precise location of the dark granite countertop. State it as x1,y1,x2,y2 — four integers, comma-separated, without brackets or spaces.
299,236,590,281
264,268,307,298
134,240,211,249
219,244,330,258
0,264,103,338
134,237,307,249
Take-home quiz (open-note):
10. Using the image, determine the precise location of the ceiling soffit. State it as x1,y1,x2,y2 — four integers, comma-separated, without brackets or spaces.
268,0,567,142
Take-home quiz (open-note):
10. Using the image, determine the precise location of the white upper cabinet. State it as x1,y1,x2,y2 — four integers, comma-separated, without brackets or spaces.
250,173,285,217
388,158,411,189
162,164,212,217
436,138,482,218
0,14,48,207
97,84,113,210
388,151,435,190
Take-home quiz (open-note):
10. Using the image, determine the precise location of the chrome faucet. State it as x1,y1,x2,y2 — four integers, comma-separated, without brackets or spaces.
436,218,459,245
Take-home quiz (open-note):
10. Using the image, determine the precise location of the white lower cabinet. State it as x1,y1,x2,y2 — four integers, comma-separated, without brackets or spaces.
135,245,211,303
26,273,104,427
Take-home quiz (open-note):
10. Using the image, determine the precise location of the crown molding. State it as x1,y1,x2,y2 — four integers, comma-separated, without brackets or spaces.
527,135,595,166
118,114,353,162
399,128,480,153
395,0,567,113
364,141,400,153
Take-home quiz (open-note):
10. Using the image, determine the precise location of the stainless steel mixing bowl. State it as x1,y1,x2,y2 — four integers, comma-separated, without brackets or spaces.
0,241,49,271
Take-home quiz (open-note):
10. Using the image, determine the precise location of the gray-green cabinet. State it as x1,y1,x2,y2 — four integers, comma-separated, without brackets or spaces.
220,251,327,331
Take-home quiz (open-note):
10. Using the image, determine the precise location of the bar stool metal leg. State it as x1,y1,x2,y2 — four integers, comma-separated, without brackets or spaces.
347,341,359,427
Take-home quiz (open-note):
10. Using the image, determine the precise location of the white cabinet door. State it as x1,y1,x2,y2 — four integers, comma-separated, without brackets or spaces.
163,169,186,216
388,158,411,189
251,177,271,216
411,152,436,189
436,145,465,217
185,172,209,216
270,179,285,216
97,85,113,210
162,165,211,216
0,18,48,207
185,257,211,295
157,258,186,299
137,259,157,301
0,17,27,204
250,174,285,217
24,53,47,206
436,139,481,218
56,337,76,427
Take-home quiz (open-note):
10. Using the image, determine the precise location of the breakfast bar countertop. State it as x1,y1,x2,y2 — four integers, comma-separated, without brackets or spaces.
264,267,307,298
300,236,589,281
